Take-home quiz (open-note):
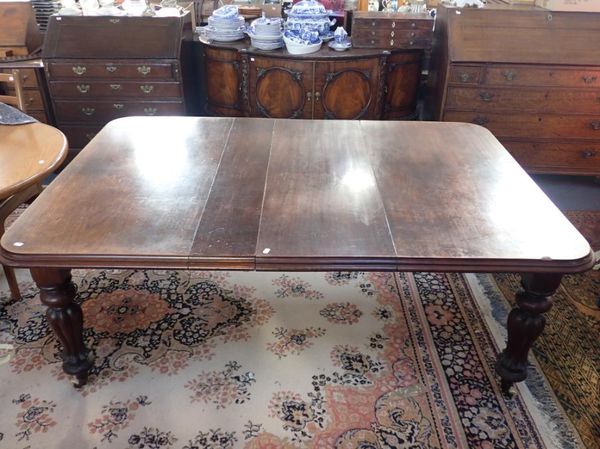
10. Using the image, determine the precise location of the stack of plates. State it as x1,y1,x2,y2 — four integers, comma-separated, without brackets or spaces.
205,5,246,42
246,15,283,50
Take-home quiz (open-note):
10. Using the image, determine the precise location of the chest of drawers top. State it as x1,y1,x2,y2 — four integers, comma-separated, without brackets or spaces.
440,2,600,65
43,14,189,60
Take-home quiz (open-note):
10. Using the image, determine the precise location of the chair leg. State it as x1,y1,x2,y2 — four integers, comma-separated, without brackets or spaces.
2,265,20,301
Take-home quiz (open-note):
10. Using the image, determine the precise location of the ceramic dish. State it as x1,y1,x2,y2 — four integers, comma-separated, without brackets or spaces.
328,40,351,51
283,34,322,55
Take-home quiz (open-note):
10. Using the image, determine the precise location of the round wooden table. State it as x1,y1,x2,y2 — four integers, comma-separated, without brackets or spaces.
0,122,68,299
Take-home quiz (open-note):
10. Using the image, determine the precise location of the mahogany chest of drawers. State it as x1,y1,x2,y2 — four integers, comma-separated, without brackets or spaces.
43,15,190,152
351,11,433,50
425,1,600,175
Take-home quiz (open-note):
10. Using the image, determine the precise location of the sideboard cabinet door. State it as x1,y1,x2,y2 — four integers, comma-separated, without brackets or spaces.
313,58,382,120
247,56,313,119
204,47,244,117
382,50,422,119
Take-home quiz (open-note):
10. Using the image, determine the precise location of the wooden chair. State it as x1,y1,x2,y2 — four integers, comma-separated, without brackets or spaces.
0,69,27,111
0,112,67,301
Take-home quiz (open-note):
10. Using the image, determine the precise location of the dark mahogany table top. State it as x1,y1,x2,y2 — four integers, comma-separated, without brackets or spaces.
0,117,593,273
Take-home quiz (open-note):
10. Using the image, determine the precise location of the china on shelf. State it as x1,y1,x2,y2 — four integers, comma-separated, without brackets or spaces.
246,14,284,50
283,29,322,55
200,4,246,42
328,25,351,51
284,0,336,38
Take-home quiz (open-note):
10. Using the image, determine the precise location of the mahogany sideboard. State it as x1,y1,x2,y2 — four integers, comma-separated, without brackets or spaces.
425,0,600,176
42,14,192,155
200,38,424,120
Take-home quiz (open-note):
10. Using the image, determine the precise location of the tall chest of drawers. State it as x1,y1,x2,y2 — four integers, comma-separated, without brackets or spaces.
425,1,600,175
43,14,190,153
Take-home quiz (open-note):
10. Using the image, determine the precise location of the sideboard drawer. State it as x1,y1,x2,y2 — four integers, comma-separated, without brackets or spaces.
47,61,179,80
445,86,600,114
484,65,600,88
504,140,600,174
54,100,185,123
444,111,600,139
49,81,182,99
0,68,38,87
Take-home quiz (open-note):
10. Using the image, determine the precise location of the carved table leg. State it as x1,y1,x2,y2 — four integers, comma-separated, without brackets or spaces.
495,273,562,395
31,268,93,387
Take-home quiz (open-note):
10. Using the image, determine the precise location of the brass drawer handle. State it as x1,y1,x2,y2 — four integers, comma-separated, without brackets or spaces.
390,39,394,46
392,21,396,28
109,18,120,24
110,84,122,90
314,91,321,101
113,103,124,110
502,70,516,81
137,66,152,76
371,21,376,26
581,149,597,158
76,84,90,93
72,66,87,76
306,91,312,102
582,75,597,84
106,65,117,73
479,91,495,102
590,121,600,130
140,84,154,94
390,31,395,37
143,107,157,116
460,73,470,83
472,116,489,126
81,107,95,116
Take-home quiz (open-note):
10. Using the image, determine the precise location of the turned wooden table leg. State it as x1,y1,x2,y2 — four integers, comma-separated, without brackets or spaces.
31,268,93,387
495,272,562,395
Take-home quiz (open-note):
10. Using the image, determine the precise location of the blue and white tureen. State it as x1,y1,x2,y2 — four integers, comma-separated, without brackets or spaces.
285,0,335,36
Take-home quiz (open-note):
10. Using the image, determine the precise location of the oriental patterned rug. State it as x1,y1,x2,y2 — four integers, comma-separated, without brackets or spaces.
0,268,584,449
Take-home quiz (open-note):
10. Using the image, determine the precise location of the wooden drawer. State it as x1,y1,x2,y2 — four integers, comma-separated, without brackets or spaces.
49,81,182,99
503,140,600,175
352,29,432,49
444,111,600,139
448,65,483,84
352,13,433,32
21,89,45,111
445,86,600,114
484,65,600,88
58,125,103,148
53,100,185,123
47,61,179,81
0,68,38,87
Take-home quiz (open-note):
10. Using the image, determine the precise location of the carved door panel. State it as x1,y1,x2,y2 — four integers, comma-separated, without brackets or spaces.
247,56,313,119
313,58,382,120
204,47,244,117
382,51,422,120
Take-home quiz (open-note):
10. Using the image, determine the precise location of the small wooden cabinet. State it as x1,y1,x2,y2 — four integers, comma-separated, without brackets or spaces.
43,14,190,152
202,39,423,120
425,0,600,175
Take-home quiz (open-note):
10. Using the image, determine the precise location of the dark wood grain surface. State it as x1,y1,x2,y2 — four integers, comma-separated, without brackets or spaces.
0,117,594,273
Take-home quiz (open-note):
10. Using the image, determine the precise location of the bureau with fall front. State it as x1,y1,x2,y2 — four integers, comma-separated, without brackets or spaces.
426,1,600,175
43,15,190,152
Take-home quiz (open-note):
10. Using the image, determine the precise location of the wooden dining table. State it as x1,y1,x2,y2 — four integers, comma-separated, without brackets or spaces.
0,117,594,391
